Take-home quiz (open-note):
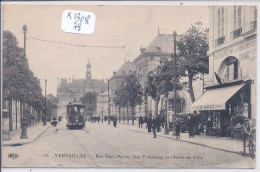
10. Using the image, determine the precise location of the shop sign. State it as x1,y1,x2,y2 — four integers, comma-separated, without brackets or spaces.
214,40,256,61
192,104,225,111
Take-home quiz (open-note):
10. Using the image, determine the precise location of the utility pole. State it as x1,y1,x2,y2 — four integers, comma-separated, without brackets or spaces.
107,78,111,124
23,25,27,58
20,25,28,139
173,31,177,124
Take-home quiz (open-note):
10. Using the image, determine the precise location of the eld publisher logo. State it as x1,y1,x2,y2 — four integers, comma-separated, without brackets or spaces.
8,153,19,159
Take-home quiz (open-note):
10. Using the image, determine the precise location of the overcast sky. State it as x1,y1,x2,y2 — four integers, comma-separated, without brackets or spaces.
3,4,209,95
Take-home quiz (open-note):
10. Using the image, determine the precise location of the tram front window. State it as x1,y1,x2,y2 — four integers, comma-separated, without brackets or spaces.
79,107,85,115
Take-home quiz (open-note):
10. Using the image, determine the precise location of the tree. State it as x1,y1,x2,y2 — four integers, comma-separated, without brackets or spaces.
124,72,143,125
113,84,128,123
145,59,182,116
80,92,97,117
3,30,45,129
46,94,58,121
177,25,209,102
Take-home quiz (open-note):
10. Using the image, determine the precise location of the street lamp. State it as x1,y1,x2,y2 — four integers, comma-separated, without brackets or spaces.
43,79,47,126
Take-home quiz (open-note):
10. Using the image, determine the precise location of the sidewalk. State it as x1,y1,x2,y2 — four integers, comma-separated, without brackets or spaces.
102,121,245,155
2,122,50,146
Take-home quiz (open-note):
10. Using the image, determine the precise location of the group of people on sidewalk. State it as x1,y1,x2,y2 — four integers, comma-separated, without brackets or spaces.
137,112,198,139
104,115,118,128
141,112,165,138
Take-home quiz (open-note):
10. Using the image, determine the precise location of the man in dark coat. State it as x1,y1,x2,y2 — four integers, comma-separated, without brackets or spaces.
187,114,194,138
113,115,117,127
156,115,161,132
175,118,181,139
139,115,143,128
147,114,152,133
152,116,157,138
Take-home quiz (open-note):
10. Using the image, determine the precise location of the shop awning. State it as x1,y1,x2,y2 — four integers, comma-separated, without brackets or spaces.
191,83,246,111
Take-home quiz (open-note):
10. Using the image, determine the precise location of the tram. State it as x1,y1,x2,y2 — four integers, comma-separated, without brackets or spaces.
66,103,86,129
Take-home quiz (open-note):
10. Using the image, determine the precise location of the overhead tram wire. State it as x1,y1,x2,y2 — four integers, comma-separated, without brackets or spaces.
27,37,126,49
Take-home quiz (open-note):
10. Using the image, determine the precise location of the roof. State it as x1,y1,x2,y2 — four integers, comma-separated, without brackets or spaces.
144,34,175,53
133,34,181,63
59,78,68,88
70,79,85,94
91,79,106,88
115,61,135,76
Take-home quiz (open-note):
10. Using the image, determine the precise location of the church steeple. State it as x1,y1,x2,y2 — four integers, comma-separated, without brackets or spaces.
86,59,91,79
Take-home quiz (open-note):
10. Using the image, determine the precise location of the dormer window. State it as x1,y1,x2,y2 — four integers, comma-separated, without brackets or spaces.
156,46,161,51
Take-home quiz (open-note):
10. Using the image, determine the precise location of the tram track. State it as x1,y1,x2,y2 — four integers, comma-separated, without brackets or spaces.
82,127,146,168
87,124,184,168
68,129,99,168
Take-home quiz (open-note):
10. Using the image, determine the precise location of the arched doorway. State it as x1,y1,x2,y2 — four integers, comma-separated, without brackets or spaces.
218,56,240,82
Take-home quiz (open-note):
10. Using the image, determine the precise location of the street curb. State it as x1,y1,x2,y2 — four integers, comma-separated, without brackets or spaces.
2,124,50,146
99,122,243,156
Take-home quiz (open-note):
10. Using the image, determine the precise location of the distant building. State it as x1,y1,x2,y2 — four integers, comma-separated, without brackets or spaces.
108,61,135,121
57,59,107,119
133,33,178,117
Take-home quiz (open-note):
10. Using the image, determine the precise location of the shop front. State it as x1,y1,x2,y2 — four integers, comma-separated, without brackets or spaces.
191,80,251,138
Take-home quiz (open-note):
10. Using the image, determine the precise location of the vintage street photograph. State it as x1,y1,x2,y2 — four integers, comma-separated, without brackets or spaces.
1,2,257,169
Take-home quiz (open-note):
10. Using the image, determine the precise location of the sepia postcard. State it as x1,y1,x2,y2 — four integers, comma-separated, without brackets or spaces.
1,1,258,170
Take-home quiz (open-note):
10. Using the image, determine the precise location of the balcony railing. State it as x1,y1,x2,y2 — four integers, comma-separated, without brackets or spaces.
216,36,225,46
231,27,242,40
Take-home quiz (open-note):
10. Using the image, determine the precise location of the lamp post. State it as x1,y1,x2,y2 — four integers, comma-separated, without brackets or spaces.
20,25,28,139
173,31,177,124
43,79,47,126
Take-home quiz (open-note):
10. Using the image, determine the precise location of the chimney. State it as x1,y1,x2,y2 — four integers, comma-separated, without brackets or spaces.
140,48,146,53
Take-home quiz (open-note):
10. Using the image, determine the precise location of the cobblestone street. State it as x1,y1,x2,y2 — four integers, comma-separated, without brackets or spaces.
2,121,255,168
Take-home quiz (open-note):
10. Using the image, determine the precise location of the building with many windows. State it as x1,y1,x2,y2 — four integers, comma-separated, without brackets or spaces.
191,6,257,137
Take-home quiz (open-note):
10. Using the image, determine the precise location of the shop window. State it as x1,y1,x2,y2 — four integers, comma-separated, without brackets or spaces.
212,112,221,128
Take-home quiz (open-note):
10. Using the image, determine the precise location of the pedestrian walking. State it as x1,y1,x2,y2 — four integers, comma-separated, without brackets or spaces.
187,114,194,138
152,116,157,138
147,114,152,133
156,115,161,132
113,115,117,128
139,115,143,128
175,118,181,140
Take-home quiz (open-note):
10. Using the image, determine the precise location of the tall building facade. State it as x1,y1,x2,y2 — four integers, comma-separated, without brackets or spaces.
191,6,257,137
